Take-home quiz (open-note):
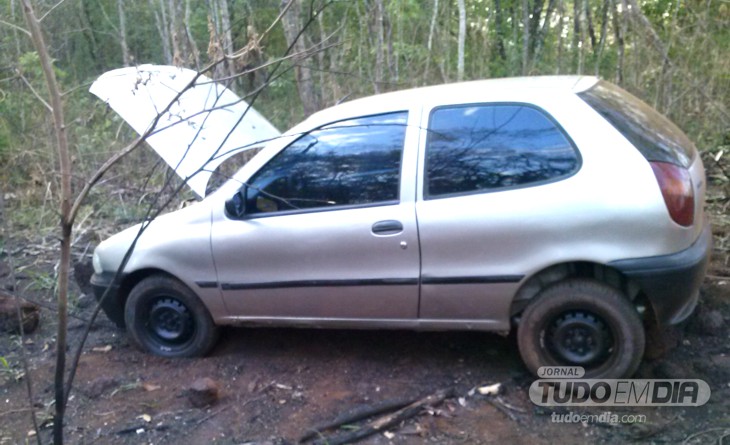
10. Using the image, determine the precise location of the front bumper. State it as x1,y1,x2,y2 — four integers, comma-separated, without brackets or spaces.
609,221,712,325
90,272,126,328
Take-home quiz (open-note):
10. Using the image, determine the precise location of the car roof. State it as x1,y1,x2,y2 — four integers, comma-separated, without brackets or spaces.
306,75,599,126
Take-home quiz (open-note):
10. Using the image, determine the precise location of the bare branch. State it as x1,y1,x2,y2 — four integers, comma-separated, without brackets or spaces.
38,0,69,22
0,18,31,37
16,71,52,112
61,80,94,97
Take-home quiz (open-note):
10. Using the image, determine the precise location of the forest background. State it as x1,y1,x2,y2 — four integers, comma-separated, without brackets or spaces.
0,0,728,224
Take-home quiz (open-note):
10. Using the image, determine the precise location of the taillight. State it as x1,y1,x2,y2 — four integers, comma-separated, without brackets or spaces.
649,161,694,226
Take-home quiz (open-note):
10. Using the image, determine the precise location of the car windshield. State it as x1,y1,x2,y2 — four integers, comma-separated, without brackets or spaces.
578,81,696,167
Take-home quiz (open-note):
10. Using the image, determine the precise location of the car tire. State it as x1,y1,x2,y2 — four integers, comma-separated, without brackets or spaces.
517,278,644,379
124,275,220,358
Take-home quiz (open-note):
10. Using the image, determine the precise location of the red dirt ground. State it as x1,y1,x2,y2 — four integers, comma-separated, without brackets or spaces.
0,196,728,444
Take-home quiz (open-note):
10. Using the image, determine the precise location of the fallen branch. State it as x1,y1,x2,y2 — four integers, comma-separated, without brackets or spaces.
309,388,455,445
193,404,230,427
0,408,32,417
114,423,170,435
486,396,523,423
299,398,412,443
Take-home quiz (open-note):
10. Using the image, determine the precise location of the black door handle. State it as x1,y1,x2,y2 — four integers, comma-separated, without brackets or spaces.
372,220,403,235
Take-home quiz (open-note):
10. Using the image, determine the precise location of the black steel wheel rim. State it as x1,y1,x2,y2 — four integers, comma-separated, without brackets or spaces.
546,310,614,366
146,297,194,345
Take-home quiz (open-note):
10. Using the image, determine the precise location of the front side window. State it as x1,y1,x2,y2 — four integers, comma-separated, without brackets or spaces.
245,112,407,214
425,104,579,197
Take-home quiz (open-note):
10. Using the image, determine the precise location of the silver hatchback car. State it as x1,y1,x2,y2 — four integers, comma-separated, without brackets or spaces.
91,75,711,379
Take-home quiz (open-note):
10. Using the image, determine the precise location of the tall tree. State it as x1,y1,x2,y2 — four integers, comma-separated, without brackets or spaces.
117,0,131,66
594,0,610,75
20,1,72,443
522,0,529,74
457,0,466,81
613,0,626,83
493,0,507,60
280,0,320,116
424,0,440,82
150,0,172,64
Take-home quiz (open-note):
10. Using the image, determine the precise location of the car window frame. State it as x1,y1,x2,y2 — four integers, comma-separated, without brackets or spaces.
232,110,411,220
422,101,583,201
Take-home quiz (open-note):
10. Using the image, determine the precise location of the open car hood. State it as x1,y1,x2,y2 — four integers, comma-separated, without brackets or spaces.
90,65,281,198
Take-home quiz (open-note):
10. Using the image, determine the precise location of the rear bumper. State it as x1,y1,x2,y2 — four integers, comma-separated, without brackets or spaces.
90,272,126,328
609,221,712,325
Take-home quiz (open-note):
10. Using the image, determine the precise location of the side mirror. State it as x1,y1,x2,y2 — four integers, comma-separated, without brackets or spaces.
224,186,247,219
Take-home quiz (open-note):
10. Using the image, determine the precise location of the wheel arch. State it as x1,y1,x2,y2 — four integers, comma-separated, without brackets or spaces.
510,261,647,318
117,268,179,317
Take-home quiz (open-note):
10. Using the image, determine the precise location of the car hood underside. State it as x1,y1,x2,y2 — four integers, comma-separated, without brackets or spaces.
90,64,281,198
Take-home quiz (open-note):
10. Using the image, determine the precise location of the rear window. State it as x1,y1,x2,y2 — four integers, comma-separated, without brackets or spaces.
578,81,696,167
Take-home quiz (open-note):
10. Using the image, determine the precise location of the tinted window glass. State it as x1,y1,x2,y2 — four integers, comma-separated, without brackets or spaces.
246,112,407,214
579,81,695,167
426,105,578,197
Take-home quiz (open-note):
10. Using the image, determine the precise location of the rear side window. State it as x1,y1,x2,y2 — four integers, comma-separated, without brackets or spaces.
578,81,696,167
425,104,579,197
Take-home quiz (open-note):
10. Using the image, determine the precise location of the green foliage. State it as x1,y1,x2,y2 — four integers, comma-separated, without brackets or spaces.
0,0,727,233
0,354,25,383
26,270,55,292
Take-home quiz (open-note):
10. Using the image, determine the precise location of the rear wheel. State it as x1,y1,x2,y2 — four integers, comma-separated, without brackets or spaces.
517,279,644,379
125,275,219,358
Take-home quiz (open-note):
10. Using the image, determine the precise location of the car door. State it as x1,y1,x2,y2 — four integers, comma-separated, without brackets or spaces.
211,111,421,322
415,103,582,327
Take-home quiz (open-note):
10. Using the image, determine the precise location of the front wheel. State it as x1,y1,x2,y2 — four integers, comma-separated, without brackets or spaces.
125,275,220,358
517,279,644,379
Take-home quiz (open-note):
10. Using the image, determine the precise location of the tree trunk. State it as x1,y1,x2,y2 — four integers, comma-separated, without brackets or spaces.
79,0,103,71
457,0,466,81
532,0,557,66
493,0,507,60
521,0,529,75
584,0,597,50
556,0,565,74
169,0,185,66
117,0,131,65
20,2,72,444
424,0,439,82
10,0,26,131
510,3,519,74
184,0,201,69
217,0,236,79
612,0,625,83
528,0,545,54
316,11,328,104
573,0,582,73
371,0,386,92
394,1,400,83
150,0,172,64
594,0,609,75
280,0,319,116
